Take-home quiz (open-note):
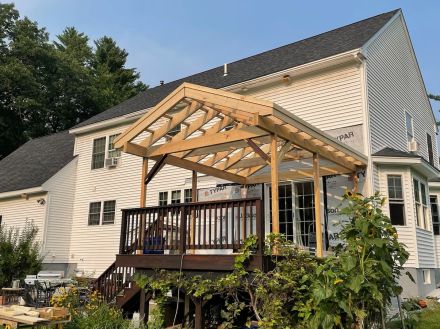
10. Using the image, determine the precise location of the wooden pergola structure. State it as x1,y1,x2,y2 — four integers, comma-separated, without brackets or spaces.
114,83,367,257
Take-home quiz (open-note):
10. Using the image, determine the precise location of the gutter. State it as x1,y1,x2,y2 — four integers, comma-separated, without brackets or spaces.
0,187,46,200
69,49,363,136
372,156,440,179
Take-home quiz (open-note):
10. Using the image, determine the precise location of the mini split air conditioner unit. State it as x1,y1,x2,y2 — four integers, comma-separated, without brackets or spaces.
105,157,120,168
408,140,418,152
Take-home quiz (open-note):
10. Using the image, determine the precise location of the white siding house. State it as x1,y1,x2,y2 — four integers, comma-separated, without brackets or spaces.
0,132,77,275
1,9,438,298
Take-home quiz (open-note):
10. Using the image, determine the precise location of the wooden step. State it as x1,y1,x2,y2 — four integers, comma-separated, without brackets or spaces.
116,284,141,308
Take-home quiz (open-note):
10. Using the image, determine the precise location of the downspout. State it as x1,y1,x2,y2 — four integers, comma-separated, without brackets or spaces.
41,193,51,257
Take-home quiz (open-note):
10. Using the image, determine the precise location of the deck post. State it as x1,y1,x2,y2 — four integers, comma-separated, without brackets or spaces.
270,134,279,235
189,170,197,253
194,298,204,329
313,153,323,257
352,172,359,193
138,158,148,254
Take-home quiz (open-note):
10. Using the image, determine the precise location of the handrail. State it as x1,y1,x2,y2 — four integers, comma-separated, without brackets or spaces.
94,261,135,303
120,198,264,255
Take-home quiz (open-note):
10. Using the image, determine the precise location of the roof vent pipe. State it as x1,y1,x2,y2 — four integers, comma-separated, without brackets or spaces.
223,63,228,76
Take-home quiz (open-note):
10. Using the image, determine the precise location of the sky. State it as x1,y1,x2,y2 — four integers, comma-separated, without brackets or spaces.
10,0,440,116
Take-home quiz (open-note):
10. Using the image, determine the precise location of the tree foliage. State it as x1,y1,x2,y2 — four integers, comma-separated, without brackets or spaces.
0,3,147,159
0,221,43,288
428,93,440,126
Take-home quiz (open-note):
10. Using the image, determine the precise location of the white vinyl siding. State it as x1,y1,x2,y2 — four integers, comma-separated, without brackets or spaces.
247,63,364,133
0,194,47,246
365,14,438,168
41,157,77,263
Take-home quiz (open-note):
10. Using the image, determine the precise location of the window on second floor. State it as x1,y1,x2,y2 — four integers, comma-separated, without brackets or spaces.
91,134,121,170
91,137,106,169
430,196,439,235
405,112,414,143
387,175,405,226
108,134,121,159
427,133,434,166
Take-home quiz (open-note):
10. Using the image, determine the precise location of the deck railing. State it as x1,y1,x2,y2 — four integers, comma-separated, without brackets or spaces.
120,198,264,255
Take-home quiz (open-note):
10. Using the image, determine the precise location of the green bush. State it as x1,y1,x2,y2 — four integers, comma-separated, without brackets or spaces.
0,221,43,288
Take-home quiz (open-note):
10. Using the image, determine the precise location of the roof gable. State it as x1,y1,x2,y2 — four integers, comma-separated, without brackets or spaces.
0,131,75,194
73,9,399,130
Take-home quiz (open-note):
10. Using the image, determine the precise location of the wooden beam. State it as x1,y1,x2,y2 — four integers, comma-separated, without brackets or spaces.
270,135,279,237
152,155,247,184
114,87,185,147
313,153,323,258
269,108,368,164
139,101,203,148
277,141,292,162
255,116,359,172
214,147,259,170
138,158,148,255
123,142,148,157
144,104,218,148
246,138,270,163
146,126,268,157
246,165,351,184
145,155,167,185
230,149,299,170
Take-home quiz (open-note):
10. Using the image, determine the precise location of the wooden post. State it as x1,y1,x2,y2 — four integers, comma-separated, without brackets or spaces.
352,172,359,193
189,170,197,253
138,158,148,255
313,153,323,258
194,298,203,329
270,135,279,251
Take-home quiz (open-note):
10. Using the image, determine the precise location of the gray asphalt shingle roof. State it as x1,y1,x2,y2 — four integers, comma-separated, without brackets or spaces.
73,9,399,129
372,147,421,158
0,131,75,193
0,10,400,194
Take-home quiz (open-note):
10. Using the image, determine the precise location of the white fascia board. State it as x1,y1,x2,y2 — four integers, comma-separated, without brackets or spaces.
428,182,440,189
0,187,46,200
372,156,440,179
69,49,362,136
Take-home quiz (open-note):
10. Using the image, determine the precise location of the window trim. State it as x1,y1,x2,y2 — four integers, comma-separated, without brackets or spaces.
88,200,117,226
158,188,197,206
413,176,431,231
430,195,439,235
387,174,406,226
91,134,121,170
91,137,106,170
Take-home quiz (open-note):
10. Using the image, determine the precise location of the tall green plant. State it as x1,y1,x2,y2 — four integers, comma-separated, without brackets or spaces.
0,221,43,288
303,192,409,329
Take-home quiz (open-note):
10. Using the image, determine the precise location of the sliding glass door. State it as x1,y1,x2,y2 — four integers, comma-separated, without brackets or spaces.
267,181,316,248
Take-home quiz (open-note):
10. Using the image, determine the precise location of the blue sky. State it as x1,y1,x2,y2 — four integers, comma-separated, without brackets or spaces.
11,0,440,115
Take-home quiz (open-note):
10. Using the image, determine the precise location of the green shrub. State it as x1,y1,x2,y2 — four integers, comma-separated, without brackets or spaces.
0,221,43,288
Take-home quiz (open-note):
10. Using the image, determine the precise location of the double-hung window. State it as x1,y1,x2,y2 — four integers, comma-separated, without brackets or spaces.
427,133,434,166
108,134,121,159
158,192,168,206
91,134,121,170
387,175,405,225
88,200,116,225
171,190,182,204
91,137,106,169
430,196,440,235
184,189,192,203
414,179,429,230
